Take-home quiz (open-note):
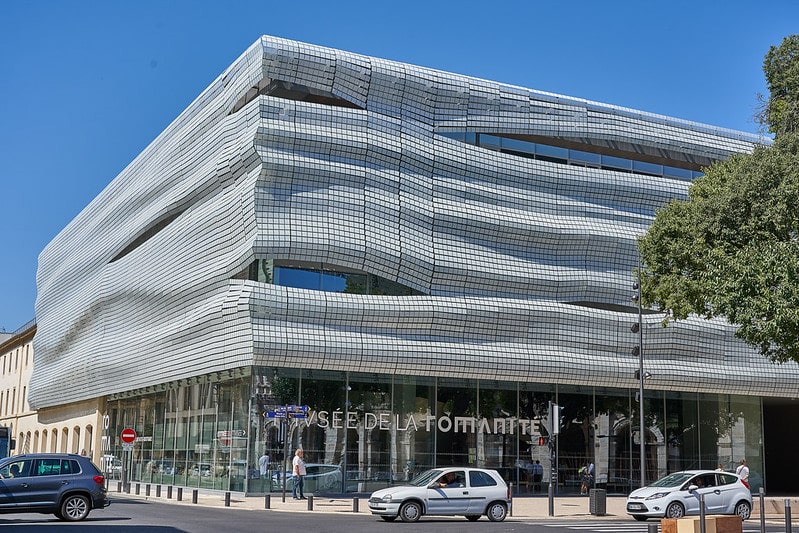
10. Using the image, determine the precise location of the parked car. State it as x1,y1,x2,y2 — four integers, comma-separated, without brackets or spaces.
0,453,110,521
626,470,752,521
368,467,510,522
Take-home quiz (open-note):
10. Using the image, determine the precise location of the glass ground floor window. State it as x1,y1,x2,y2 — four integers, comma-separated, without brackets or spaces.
103,367,763,495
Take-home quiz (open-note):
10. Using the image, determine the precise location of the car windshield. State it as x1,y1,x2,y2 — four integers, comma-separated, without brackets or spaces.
649,472,695,488
410,469,444,487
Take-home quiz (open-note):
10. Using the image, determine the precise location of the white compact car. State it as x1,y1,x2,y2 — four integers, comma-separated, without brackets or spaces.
626,470,752,521
368,467,510,522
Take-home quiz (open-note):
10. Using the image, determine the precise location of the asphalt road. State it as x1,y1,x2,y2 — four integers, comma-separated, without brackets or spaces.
0,499,788,533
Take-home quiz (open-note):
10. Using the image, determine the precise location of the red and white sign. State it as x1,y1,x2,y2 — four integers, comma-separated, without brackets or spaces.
120,428,137,444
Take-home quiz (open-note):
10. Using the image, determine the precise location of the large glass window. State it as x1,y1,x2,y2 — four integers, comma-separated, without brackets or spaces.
103,371,763,496
236,260,424,296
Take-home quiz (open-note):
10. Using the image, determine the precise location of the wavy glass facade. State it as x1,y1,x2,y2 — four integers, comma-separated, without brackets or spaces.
32,36,796,494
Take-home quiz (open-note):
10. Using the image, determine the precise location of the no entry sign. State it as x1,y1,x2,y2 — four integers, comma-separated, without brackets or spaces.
120,428,137,444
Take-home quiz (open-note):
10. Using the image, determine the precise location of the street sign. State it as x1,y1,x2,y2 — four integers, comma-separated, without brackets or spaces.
120,428,137,444
266,404,309,419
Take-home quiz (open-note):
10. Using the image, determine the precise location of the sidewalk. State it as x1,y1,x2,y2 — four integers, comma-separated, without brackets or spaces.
108,484,799,521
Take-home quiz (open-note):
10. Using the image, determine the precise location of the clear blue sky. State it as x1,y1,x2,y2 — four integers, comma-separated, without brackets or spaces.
1,0,797,332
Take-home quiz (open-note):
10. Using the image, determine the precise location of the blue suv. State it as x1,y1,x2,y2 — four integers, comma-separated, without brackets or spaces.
0,453,110,521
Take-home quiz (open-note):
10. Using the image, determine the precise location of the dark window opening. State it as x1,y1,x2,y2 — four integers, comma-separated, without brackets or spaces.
110,210,185,263
229,77,364,115
233,259,424,296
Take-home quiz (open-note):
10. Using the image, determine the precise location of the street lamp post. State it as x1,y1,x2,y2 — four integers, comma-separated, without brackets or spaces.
632,258,645,488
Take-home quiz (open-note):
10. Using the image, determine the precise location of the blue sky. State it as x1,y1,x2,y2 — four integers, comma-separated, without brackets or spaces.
1,1,797,332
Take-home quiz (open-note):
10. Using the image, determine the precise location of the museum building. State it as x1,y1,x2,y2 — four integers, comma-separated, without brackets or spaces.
30,36,798,495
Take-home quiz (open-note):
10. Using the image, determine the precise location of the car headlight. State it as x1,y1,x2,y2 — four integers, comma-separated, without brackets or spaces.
381,494,393,503
645,492,670,500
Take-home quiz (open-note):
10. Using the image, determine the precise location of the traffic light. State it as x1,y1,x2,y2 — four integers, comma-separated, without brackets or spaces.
538,436,548,446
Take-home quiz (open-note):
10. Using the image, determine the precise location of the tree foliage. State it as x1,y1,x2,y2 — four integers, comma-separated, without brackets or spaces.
639,35,799,364
762,35,799,135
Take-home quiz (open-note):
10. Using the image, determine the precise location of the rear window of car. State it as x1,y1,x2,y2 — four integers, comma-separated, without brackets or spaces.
718,473,738,485
469,470,498,487
35,459,82,476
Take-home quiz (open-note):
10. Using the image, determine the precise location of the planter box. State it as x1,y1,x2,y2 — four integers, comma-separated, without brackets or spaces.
661,515,742,533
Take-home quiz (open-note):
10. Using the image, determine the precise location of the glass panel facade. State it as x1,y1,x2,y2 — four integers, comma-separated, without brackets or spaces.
104,369,763,496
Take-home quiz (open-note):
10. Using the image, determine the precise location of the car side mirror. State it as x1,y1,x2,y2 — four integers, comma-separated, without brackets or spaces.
688,484,699,491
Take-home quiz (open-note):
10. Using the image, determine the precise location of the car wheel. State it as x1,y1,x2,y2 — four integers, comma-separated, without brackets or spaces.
633,515,648,521
381,515,397,522
399,501,422,522
465,514,481,521
665,501,685,519
60,494,90,521
486,502,508,522
735,500,751,520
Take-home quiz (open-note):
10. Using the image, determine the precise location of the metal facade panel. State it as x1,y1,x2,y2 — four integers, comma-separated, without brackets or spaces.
30,35,791,409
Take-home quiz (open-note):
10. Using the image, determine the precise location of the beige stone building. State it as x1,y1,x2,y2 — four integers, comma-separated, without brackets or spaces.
0,320,105,465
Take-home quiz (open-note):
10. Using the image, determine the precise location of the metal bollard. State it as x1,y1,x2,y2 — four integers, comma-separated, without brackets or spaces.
760,487,766,533
699,493,707,533
146,483,151,496
192,489,198,504
509,482,513,517
167,485,173,499
156,485,161,498
785,498,792,533
647,524,658,533
225,491,231,507
307,494,314,511
124,482,130,494
352,497,359,513
177,487,183,501
265,494,271,509
135,483,140,495
117,481,122,492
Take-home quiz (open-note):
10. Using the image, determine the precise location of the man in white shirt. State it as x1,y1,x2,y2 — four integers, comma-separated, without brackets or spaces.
292,448,307,499
736,459,750,488
258,451,270,477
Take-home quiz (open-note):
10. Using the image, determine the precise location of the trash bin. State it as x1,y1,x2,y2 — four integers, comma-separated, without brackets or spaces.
589,488,606,516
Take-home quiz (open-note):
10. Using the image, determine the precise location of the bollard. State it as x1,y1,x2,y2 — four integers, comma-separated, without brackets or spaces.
192,489,198,504
699,493,706,533
509,482,513,516
177,487,183,501
265,494,271,509
648,524,658,533
225,491,231,507
785,498,792,533
124,482,130,494
146,484,151,496
156,485,161,498
352,497,359,513
307,494,314,511
117,481,122,492
760,487,766,533
135,483,140,495
167,485,173,499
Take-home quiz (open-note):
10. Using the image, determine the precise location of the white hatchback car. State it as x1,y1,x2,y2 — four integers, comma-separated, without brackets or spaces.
626,470,752,521
368,467,510,522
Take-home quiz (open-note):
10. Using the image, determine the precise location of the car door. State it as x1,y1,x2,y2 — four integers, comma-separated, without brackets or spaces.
0,459,35,509
25,458,70,509
426,470,469,514
465,470,502,514
686,474,725,514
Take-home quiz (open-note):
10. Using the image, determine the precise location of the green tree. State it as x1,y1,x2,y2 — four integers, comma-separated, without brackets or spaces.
639,35,799,364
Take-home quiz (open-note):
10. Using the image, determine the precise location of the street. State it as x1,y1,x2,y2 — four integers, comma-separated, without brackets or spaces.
0,498,790,533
